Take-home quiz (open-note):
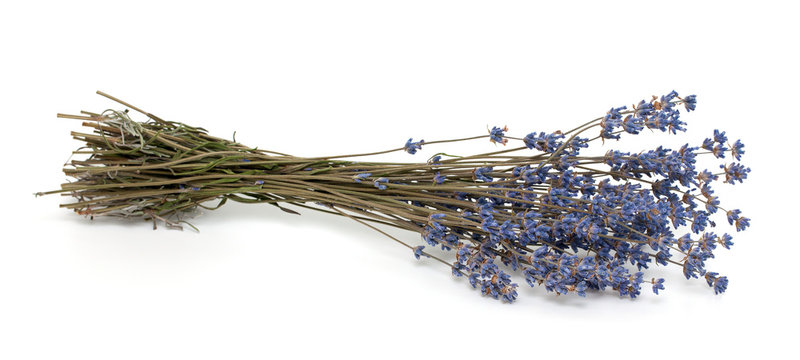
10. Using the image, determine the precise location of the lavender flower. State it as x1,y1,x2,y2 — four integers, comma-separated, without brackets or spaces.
721,163,750,184
713,129,728,144
353,173,371,183
373,177,389,190
683,94,697,111
705,272,729,294
404,138,424,154
524,131,564,152
433,172,446,184
731,139,745,161
652,278,665,294
413,246,428,260
718,233,734,249
473,166,494,182
489,126,508,145
735,216,751,232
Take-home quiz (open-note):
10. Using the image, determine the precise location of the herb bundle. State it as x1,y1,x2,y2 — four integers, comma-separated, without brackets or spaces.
41,91,750,302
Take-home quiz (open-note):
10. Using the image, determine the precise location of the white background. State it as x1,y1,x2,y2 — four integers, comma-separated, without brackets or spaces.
1,1,797,359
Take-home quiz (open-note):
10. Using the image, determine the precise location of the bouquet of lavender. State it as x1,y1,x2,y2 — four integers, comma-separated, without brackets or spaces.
41,90,750,302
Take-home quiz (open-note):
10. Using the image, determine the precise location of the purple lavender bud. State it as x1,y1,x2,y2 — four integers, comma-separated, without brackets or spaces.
718,233,734,249
373,177,388,190
473,166,494,182
413,246,428,260
489,126,508,145
427,155,442,165
721,163,750,184
353,173,371,183
652,278,665,294
713,129,728,144
404,138,424,154
731,139,745,161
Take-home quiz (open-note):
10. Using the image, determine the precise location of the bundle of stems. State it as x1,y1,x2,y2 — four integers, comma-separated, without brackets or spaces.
40,91,750,302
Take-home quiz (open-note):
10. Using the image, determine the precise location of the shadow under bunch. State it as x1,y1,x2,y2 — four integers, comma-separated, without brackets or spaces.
41,90,751,302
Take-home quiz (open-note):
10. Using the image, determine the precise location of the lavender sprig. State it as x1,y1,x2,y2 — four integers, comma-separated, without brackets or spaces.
40,90,750,302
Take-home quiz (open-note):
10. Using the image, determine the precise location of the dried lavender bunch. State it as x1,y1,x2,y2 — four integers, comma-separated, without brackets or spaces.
41,91,750,302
